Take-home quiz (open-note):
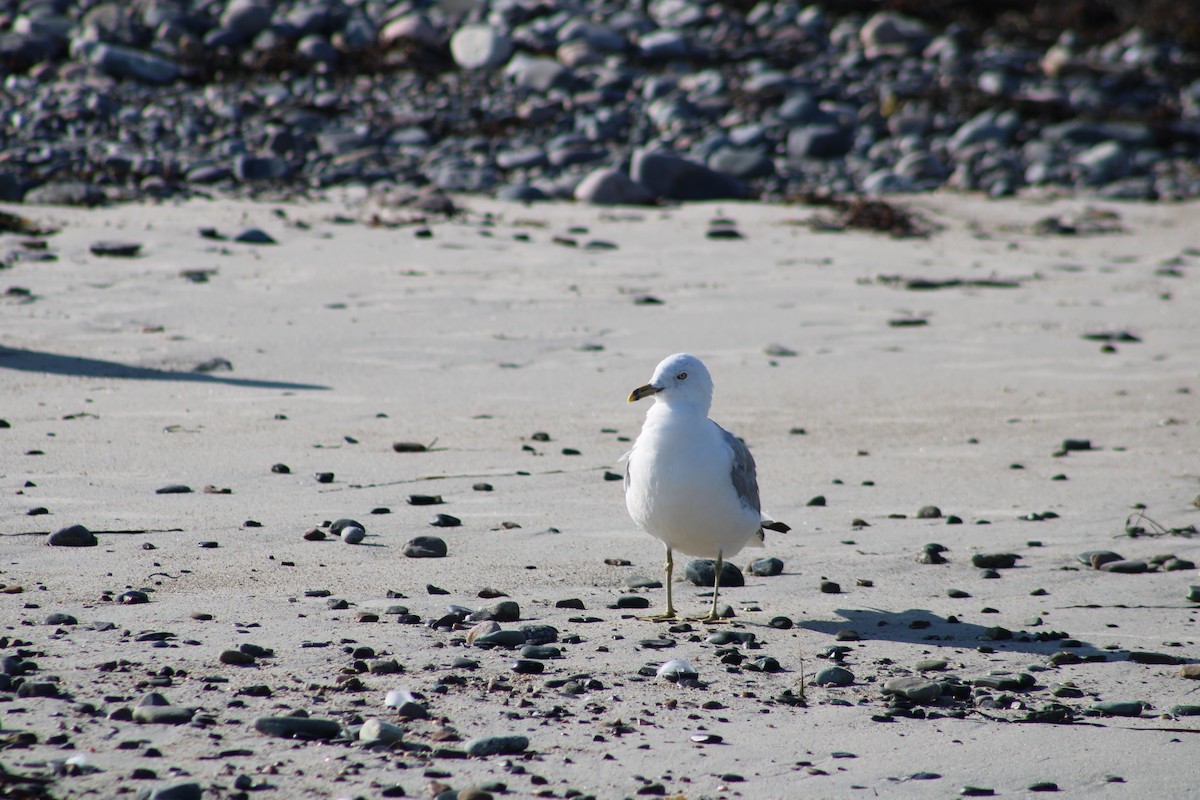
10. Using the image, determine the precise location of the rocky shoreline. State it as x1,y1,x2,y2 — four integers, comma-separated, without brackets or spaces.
2,1,1199,207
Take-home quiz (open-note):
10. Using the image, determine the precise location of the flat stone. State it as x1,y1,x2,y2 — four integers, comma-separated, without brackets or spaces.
133,705,196,725
1098,559,1148,574
1091,700,1144,717
883,677,942,703
465,734,529,757
971,553,1019,569
254,715,341,740
403,536,447,558
573,168,655,206
359,718,405,743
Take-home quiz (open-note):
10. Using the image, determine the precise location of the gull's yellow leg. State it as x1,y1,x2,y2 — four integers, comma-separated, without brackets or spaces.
695,551,727,624
640,547,679,622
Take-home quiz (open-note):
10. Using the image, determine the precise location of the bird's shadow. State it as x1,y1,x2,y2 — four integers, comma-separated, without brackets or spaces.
0,347,329,391
796,607,1197,664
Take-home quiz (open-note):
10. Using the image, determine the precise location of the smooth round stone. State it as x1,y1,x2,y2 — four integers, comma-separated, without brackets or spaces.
465,734,529,757
915,505,942,519
450,24,512,70
117,590,149,605
520,624,558,645
1078,550,1123,568
90,240,141,257
624,575,662,590
706,630,755,646
746,656,782,672
340,526,365,545
819,579,841,594
359,718,405,743
971,553,1019,569
683,559,744,587
769,616,793,629
1028,782,1059,793
657,659,698,681
47,524,97,547
138,781,203,800
915,659,949,672
1091,700,1144,717
510,659,543,675
616,595,650,609
947,589,970,598
473,630,527,648
883,677,942,703
329,519,364,534
1098,559,1148,574
403,536,447,558
1170,704,1200,716
749,557,784,577
520,645,561,660
133,705,196,725
44,613,77,625
814,666,855,686
429,513,461,528
219,649,256,666
1187,586,1200,603
254,715,341,740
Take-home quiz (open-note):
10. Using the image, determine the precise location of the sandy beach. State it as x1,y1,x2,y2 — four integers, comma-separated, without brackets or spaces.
3,190,1200,799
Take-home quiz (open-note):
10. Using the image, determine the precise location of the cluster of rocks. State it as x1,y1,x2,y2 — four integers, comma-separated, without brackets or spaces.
2,1,1199,207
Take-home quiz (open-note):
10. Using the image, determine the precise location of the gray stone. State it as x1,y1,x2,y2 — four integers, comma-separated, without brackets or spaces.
786,124,854,160
403,535,447,558
1098,559,1148,574
637,29,690,60
574,168,655,206
505,54,569,92
631,149,747,201
359,718,405,743
254,715,341,740
1091,700,1144,717
221,0,273,38
234,155,289,181
465,734,529,757
473,630,527,648
748,557,784,577
25,182,105,207
47,524,97,547
883,677,942,703
450,24,512,70
133,705,196,725
297,35,338,65
1075,141,1129,185
708,148,775,180
860,12,931,58
683,558,744,587
136,781,203,800
85,42,179,84
814,666,854,686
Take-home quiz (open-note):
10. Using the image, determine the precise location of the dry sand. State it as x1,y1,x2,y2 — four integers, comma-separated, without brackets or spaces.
2,191,1200,799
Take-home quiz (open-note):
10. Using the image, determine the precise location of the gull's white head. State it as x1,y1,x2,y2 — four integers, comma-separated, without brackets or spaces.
627,352,714,414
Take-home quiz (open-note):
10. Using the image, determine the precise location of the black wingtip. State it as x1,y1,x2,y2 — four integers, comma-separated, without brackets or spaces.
762,521,791,534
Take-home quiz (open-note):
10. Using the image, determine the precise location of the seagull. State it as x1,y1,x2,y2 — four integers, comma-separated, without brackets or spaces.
623,353,789,622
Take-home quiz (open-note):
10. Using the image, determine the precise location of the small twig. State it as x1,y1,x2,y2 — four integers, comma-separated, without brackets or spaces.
1119,510,1197,538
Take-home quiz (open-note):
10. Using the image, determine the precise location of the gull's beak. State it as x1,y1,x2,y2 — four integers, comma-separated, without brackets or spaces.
628,383,661,403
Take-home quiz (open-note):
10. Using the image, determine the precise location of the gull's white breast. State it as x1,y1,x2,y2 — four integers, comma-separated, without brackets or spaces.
625,408,761,559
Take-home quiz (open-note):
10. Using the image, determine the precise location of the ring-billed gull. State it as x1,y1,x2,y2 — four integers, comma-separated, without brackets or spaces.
623,353,788,623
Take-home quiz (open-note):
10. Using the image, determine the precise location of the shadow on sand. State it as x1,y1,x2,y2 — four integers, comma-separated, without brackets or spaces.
798,607,1196,664
0,347,329,391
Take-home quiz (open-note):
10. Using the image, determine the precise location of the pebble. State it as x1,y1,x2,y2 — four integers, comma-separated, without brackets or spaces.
254,715,341,740
683,559,744,588
133,704,196,725
971,553,1019,569
464,735,529,757
430,513,462,528
1090,700,1144,717
137,782,203,800
657,659,698,681
90,241,142,257
883,677,942,703
341,526,366,545
46,524,97,547
916,505,942,519
749,557,784,576
1099,560,1148,574
360,718,405,743
814,666,855,686
403,536,447,558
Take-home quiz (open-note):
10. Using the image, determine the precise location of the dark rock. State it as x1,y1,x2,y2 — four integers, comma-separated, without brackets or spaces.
47,524,97,547
683,559,744,588
254,715,341,740
403,536,447,558
631,149,748,201
465,734,529,757
748,557,783,577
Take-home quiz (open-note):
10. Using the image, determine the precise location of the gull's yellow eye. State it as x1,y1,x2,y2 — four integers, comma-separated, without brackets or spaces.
677,372,687,380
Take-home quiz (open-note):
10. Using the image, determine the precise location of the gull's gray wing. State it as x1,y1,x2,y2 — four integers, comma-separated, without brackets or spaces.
716,423,761,514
